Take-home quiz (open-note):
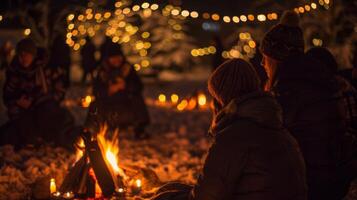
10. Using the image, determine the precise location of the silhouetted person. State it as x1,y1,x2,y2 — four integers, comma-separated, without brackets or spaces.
80,37,97,83
153,59,307,200
1,39,75,149
86,43,150,139
261,11,353,200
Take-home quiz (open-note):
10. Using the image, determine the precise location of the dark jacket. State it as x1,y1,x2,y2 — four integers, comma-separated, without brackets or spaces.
190,92,307,200
3,57,52,119
275,54,353,199
87,61,149,129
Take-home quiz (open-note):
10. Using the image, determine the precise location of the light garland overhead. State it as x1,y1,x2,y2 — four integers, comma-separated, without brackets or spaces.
113,0,330,24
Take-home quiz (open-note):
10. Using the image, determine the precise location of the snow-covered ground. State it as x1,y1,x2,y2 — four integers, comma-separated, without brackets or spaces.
0,79,356,200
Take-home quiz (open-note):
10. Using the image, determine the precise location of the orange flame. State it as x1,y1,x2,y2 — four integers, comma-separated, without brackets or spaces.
96,125,127,184
74,124,127,192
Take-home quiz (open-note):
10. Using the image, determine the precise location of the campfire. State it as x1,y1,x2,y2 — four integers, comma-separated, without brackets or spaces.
50,126,143,199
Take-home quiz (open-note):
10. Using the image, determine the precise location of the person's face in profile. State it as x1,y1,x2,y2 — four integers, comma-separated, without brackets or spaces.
108,55,123,68
19,52,34,68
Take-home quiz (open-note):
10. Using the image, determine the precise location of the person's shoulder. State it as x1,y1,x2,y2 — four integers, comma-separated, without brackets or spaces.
215,119,264,146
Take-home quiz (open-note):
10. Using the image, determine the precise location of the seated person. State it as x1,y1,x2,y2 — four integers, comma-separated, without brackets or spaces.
153,59,307,200
86,43,150,139
1,38,75,149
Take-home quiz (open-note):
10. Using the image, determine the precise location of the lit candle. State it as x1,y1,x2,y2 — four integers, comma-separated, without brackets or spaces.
198,93,207,108
171,94,179,104
132,179,142,194
158,94,166,104
50,178,56,194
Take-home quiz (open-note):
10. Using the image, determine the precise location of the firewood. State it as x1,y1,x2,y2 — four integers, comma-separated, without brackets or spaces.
59,155,86,193
86,140,115,197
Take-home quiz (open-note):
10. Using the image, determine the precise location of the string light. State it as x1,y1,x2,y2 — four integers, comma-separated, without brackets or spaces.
65,0,330,52
24,28,31,36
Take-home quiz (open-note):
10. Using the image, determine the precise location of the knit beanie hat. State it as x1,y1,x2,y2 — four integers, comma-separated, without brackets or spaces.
208,59,261,106
104,42,124,58
16,38,37,56
261,11,304,61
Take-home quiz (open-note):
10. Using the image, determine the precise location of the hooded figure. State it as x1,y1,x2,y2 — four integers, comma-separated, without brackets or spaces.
1,38,75,149
86,42,150,139
261,11,353,199
153,59,307,200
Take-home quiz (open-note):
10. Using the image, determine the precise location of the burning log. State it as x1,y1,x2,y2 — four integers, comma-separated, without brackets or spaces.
59,155,87,193
86,139,116,197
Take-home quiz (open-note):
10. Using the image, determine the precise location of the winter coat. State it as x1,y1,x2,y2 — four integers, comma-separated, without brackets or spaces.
87,61,150,129
3,57,53,119
274,53,354,199
190,91,307,200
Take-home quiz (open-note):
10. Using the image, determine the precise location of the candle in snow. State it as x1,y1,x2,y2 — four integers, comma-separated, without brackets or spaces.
50,178,56,194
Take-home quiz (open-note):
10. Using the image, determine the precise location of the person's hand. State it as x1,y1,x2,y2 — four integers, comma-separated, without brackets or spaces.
108,78,126,96
16,96,32,109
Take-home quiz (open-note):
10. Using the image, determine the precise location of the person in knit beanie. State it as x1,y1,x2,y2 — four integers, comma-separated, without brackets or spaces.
260,10,304,90
208,59,261,106
152,59,307,200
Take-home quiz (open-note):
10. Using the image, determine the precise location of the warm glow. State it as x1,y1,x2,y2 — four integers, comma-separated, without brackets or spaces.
106,149,120,174
171,94,179,104
67,14,75,21
198,94,207,107
24,28,31,36
181,10,190,17
223,16,231,23
232,16,240,23
75,137,85,162
158,94,166,103
136,179,142,188
150,4,159,10
82,95,93,108
187,98,197,110
240,15,247,22
211,14,220,21
177,100,188,111
190,11,199,18
97,125,127,182
50,178,56,194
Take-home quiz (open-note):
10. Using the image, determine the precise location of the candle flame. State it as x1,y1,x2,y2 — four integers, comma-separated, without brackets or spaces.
198,94,207,106
50,178,56,194
158,94,166,103
135,179,142,187
171,94,179,104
